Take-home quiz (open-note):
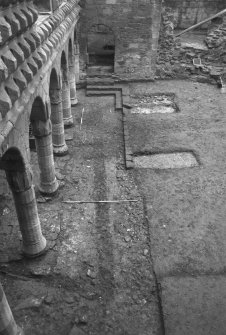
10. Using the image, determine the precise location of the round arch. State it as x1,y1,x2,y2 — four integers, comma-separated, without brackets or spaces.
49,67,68,156
68,38,73,63
0,147,25,172
68,38,73,65
49,67,60,91
61,50,68,82
30,96,48,122
74,28,77,44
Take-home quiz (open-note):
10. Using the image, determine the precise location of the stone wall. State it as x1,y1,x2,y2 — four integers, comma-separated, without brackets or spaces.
156,8,226,84
205,17,226,49
164,0,225,29
79,0,162,80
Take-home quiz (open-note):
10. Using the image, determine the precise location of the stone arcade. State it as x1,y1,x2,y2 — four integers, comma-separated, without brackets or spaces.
0,1,80,332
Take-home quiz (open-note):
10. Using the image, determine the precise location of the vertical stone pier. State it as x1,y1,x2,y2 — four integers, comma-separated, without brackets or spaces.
0,283,24,335
32,119,59,195
6,168,46,257
50,88,69,156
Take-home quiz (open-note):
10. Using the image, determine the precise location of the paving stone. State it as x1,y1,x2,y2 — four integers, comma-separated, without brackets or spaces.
134,152,199,169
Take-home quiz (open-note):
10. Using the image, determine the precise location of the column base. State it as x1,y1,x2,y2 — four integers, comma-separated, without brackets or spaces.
23,236,47,258
39,177,59,196
63,116,74,128
71,97,78,106
53,143,69,156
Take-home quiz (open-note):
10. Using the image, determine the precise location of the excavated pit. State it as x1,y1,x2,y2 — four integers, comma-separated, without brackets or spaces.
130,94,178,114
134,152,199,169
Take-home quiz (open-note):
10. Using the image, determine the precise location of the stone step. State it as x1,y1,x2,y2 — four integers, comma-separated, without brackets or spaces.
86,85,122,92
86,90,122,110
86,85,130,109
86,85,129,96
86,77,115,86
87,66,114,76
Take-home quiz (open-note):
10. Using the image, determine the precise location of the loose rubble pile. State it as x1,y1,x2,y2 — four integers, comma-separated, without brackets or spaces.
156,7,226,84
205,20,226,49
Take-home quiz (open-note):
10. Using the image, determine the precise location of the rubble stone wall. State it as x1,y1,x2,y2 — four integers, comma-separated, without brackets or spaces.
79,0,162,80
164,0,225,29
157,8,226,84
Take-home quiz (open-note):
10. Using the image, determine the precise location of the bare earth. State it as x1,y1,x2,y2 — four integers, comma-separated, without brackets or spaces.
0,80,226,335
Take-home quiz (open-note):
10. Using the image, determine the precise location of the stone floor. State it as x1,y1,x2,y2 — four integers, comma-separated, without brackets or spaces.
0,80,226,334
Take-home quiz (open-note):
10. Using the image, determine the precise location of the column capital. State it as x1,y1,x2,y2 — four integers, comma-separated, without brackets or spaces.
31,118,52,137
6,167,32,192
50,88,62,105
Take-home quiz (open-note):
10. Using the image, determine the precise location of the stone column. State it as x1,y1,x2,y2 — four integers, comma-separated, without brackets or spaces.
69,60,78,106
32,119,59,195
5,168,46,257
74,42,80,83
62,67,74,127
50,88,68,156
0,283,24,335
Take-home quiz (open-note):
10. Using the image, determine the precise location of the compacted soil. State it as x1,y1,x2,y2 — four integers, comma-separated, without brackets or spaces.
0,80,226,335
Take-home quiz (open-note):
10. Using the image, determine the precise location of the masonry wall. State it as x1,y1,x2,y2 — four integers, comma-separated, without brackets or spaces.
79,0,162,80
164,0,225,29
0,0,80,195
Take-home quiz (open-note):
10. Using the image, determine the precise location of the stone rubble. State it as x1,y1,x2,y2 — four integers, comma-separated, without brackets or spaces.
157,7,226,84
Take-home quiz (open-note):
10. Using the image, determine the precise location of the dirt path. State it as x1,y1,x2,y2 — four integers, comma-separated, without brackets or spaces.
0,91,162,334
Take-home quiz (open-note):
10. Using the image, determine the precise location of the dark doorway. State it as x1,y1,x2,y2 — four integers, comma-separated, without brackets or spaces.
87,24,115,73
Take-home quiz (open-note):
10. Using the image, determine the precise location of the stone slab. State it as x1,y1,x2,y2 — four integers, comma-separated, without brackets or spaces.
134,152,198,169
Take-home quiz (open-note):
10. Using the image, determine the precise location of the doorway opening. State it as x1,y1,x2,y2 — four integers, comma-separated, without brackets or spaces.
87,24,115,74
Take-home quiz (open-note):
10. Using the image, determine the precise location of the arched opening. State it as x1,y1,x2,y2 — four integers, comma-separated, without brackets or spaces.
69,38,73,65
87,24,115,73
61,50,74,126
61,50,68,82
49,68,68,156
30,96,59,195
74,28,78,45
29,97,47,152
30,96,47,122
0,147,46,257
50,67,59,91
74,28,79,54
0,147,25,172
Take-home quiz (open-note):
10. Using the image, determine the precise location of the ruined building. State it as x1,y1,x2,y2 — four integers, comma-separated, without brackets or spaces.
79,0,162,80
0,0,226,334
